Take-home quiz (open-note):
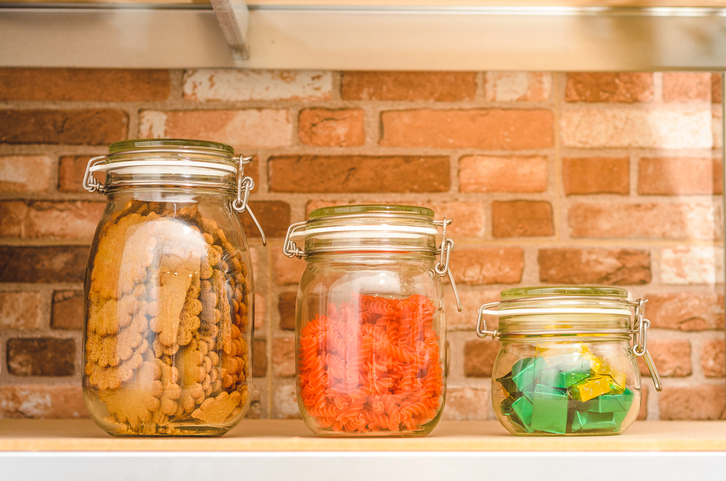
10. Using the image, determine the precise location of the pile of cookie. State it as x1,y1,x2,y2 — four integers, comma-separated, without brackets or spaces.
85,201,251,435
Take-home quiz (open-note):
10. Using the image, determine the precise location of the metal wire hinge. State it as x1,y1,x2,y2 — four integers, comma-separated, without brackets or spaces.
82,155,108,194
633,298,662,391
232,155,266,245
434,218,461,312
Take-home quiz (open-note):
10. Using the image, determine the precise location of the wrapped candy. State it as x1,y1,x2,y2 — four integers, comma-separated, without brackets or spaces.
495,351,634,435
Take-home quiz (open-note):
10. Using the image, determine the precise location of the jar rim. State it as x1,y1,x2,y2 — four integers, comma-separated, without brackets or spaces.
108,138,235,157
309,204,434,220
501,285,628,300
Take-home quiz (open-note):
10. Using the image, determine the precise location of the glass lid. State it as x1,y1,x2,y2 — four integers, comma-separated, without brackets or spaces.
108,138,234,157
501,286,629,301
309,204,434,220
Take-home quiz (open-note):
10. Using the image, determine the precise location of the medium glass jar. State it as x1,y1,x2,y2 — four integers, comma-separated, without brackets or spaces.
82,139,265,436
476,286,662,436
283,205,460,437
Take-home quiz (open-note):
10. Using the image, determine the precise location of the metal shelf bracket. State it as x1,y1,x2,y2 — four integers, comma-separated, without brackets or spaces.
210,0,249,61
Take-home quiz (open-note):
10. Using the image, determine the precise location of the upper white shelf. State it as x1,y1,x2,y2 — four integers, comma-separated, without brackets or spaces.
1,1,726,70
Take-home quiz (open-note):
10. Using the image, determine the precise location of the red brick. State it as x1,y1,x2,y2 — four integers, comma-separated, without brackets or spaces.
450,247,524,285
272,337,295,378
240,201,290,239
638,158,721,195
272,250,307,286
0,292,44,330
660,246,723,285
459,156,548,193
269,155,450,193
380,109,554,150
464,339,500,377
565,73,653,103
562,108,710,149
139,109,292,150
341,71,477,101
442,387,489,420
0,68,170,101
484,72,551,102
0,156,53,193
7,338,75,376
183,70,331,102
659,384,725,420
0,385,86,418
492,201,554,238
0,201,104,240
702,339,725,378
562,157,629,195
0,109,128,145
58,155,104,192
637,339,691,377
298,108,365,147
568,203,719,240
253,339,267,377
539,248,651,285
663,72,711,102
0,246,88,284
646,293,725,331
712,73,722,104
278,292,297,331
51,290,84,330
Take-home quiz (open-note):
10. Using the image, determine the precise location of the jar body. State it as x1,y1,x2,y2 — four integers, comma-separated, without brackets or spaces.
296,253,446,437
83,188,254,436
491,334,641,436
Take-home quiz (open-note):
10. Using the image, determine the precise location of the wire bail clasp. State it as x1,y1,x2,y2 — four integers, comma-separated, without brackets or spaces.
83,155,108,194
633,298,662,392
434,218,461,312
232,155,266,245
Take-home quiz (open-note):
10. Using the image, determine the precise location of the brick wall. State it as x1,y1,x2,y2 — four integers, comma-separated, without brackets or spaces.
0,69,724,421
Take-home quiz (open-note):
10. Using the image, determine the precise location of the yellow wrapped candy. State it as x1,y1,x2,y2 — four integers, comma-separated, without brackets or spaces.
571,375,611,402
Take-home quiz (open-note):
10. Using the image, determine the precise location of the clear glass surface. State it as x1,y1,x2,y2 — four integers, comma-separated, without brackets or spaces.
296,253,446,437
83,183,254,436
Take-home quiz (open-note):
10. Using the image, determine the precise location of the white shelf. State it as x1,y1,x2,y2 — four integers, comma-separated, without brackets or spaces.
1,420,725,481
1,3,726,70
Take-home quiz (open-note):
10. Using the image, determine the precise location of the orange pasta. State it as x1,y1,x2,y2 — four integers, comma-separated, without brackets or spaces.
298,293,443,433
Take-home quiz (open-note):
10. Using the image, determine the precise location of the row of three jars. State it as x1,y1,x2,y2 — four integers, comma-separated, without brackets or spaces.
81,139,661,437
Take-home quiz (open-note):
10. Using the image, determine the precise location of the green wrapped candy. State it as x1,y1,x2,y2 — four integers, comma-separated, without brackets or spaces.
511,357,547,395
511,396,534,433
585,390,632,414
531,384,569,434
537,354,591,389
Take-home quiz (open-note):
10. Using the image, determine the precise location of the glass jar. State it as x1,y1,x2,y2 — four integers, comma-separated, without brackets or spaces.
81,139,265,436
476,286,662,436
283,205,461,437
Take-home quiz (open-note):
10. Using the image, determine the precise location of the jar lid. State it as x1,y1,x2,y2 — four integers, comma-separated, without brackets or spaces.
309,204,434,220
284,204,445,256
108,138,235,157
501,285,628,301
87,138,239,182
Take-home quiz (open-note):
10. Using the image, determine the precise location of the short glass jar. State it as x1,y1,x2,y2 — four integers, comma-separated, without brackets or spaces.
283,205,460,437
476,286,661,436
82,139,265,436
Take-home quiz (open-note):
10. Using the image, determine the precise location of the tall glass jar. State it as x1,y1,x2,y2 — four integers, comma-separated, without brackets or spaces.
476,286,662,436
283,205,460,437
82,139,265,436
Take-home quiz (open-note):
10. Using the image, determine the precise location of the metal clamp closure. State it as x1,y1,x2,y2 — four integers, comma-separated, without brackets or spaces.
232,155,266,245
633,298,662,391
83,155,108,194
283,221,307,258
434,218,461,312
